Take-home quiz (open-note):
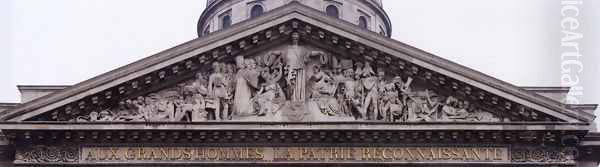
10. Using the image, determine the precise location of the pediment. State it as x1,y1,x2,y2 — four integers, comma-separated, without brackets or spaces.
41,41,508,123
0,2,593,124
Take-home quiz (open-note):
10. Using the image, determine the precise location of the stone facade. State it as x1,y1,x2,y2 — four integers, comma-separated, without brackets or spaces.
0,1,599,167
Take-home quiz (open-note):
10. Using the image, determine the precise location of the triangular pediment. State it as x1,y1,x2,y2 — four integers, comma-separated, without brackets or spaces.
0,2,593,124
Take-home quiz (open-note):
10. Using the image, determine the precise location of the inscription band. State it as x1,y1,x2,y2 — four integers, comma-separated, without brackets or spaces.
81,146,509,163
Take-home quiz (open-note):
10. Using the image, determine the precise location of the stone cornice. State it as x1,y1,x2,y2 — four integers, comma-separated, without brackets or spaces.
0,103,19,108
17,85,70,91
0,122,591,131
2,126,588,147
521,87,571,93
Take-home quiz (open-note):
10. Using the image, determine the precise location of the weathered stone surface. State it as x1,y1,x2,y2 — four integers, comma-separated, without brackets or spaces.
1,1,598,167
14,145,78,163
2,2,591,123
67,33,500,123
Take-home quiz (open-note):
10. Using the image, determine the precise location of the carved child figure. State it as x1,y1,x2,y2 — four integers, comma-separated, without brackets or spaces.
446,100,473,121
441,96,462,121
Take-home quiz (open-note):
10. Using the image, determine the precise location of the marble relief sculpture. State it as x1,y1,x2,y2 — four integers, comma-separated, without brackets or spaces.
74,39,501,123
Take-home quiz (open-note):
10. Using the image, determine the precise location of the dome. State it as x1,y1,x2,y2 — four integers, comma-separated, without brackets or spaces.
197,0,392,37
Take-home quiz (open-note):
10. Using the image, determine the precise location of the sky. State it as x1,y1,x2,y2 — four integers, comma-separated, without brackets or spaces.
1,0,599,125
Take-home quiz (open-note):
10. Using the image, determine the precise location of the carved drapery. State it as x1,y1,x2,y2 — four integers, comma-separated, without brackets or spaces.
68,34,501,123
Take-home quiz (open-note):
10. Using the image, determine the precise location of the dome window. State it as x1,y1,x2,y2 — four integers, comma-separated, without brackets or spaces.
358,16,368,29
250,5,264,18
325,5,339,18
221,14,231,29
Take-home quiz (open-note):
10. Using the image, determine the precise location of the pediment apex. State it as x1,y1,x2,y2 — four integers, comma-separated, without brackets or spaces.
0,2,593,125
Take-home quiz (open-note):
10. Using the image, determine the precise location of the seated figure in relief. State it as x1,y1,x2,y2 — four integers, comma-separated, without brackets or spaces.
440,96,460,121
383,76,413,122
128,96,150,121
414,90,441,122
443,99,474,121
153,92,177,121
307,64,340,119
173,86,204,122
441,96,490,122
114,100,144,121
256,63,285,118
380,84,403,122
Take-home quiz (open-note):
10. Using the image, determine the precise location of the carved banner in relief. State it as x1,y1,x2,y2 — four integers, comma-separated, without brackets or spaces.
80,146,509,164
72,33,502,123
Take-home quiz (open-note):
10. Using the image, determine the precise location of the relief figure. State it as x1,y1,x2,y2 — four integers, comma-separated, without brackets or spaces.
71,43,505,123
207,62,229,120
307,64,340,119
284,33,307,102
256,63,285,118
233,56,260,116
414,90,441,122
339,66,363,120
360,63,381,120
